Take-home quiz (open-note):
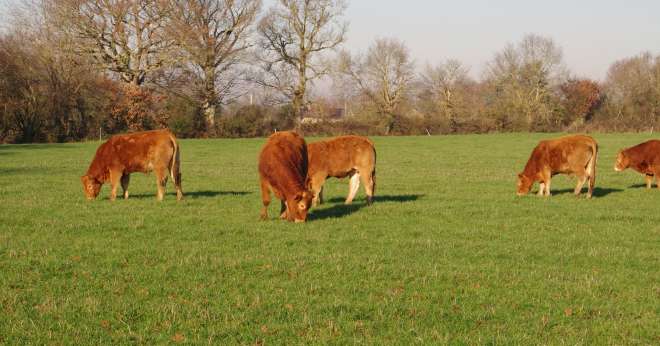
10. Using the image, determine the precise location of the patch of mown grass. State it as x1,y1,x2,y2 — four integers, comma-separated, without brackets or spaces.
0,133,658,344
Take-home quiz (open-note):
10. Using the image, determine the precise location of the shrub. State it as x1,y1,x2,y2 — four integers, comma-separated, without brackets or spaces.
218,105,268,138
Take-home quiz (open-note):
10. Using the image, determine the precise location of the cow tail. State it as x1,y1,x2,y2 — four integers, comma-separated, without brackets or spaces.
371,147,377,198
169,133,181,187
588,141,598,193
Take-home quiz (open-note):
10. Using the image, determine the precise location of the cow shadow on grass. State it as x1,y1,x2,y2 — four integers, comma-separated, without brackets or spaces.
0,167,39,175
550,187,623,198
309,194,424,220
324,194,424,204
627,183,657,189
128,190,251,199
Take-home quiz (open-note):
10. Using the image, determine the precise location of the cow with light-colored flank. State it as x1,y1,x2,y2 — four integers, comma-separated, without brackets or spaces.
614,139,660,188
307,135,376,206
258,131,314,222
81,129,182,201
517,134,598,198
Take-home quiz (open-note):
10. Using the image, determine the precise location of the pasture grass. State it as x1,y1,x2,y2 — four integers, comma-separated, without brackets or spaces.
0,133,658,344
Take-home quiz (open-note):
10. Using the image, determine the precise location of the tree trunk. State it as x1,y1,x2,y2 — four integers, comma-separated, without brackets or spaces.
202,101,216,129
292,88,304,121
293,59,307,122
202,67,217,130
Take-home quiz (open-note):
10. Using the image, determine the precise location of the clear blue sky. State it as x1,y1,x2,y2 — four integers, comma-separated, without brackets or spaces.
2,0,658,80
343,0,660,80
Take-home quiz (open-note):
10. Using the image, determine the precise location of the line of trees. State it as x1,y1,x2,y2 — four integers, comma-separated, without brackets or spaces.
1,0,659,143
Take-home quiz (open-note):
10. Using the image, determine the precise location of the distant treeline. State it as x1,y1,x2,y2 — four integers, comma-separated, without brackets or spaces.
1,0,659,143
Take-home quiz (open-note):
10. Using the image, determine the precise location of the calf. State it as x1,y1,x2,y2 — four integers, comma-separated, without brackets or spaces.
81,129,182,201
258,131,313,222
307,135,376,206
614,139,660,188
517,135,598,198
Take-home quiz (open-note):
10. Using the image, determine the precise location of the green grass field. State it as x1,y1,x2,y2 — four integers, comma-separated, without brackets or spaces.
1,133,658,344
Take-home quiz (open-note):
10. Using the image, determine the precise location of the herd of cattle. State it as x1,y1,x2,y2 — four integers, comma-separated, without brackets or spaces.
80,129,660,222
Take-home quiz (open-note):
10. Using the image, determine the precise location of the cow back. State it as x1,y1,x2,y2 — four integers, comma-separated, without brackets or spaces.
622,140,660,171
308,135,375,178
259,131,308,198
85,129,176,181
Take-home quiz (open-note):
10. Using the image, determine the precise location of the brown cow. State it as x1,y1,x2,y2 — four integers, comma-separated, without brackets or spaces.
307,135,376,206
81,129,182,201
614,140,660,188
517,135,598,198
258,131,313,222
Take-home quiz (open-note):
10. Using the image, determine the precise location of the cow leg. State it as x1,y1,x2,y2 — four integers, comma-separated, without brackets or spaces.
260,180,271,220
318,186,324,205
155,167,168,201
109,171,121,201
345,173,361,204
279,200,288,220
310,174,326,207
121,174,131,200
646,174,654,189
537,182,546,196
544,179,552,196
173,171,183,201
360,170,375,205
109,172,121,201
574,175,588,196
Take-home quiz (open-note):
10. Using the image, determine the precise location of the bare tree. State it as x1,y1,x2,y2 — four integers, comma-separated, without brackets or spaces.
51,0,174,86
166,0,261,129
1,1,113,142
339,37,415,130
602,52,660,129
256,0,347,120
420,59,472,126
484,34,567,129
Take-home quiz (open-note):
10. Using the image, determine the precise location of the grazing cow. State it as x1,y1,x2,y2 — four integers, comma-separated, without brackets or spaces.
517,135,598,198
307,135,376,206
614,140,660,188
81,129,182,201
258,131,313,222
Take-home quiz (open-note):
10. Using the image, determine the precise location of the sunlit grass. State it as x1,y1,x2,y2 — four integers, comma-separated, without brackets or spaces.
0,133,658,344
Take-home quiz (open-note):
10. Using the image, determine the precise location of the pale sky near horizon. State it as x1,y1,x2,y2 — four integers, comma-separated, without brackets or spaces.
1,0,659,81
341,0,660,80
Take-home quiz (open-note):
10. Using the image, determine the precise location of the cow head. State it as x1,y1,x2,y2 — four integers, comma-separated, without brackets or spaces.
614,151,629,172
287,190,314,223
516,173,533,196
81,175,102,200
